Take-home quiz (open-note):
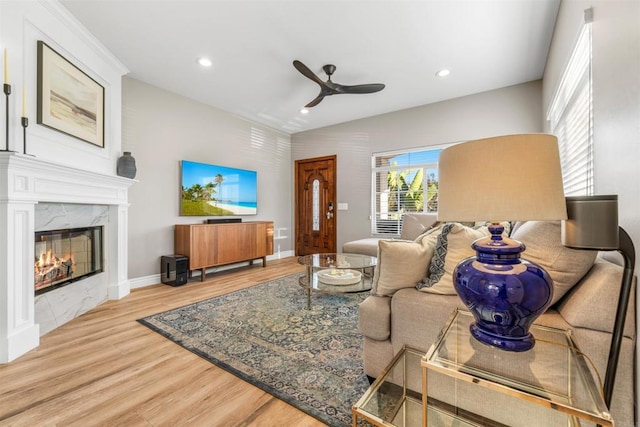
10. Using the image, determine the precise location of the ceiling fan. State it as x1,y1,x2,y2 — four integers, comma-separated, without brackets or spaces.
293,60,385,108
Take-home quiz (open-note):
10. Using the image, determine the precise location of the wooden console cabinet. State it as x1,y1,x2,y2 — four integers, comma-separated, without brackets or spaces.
174,221,274,281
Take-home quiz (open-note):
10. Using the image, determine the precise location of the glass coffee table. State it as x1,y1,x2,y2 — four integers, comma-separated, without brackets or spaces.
297,253,376,309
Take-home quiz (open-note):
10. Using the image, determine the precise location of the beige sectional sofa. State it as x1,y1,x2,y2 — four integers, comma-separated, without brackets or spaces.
348,214,636,426
342,213,439,257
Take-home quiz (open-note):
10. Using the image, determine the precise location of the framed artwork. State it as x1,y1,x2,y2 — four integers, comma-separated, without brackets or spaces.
37,41,105,148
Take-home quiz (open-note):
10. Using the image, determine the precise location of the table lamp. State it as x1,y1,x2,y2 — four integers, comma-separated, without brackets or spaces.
437,134,567,352
562,195,635,407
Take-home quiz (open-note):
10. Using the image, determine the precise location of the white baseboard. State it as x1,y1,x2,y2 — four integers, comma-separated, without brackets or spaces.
129,251,296,289
108,280,131,299
129,275,161,289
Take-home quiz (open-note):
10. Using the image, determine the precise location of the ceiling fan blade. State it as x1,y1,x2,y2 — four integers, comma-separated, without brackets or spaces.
305,93,325,108
337,83,386,94
295,60,385,107
293,60,325,86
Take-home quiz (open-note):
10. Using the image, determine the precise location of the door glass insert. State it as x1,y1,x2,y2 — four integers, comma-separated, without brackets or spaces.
312,179,320,231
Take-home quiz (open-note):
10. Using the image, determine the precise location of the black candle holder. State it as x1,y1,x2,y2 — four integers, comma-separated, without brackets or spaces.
22,116,31,156
3,83,12,152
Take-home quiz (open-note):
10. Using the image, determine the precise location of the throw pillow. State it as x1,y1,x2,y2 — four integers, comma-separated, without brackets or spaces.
416,222,492,295
371,238,436,297
416,222,511,295
512,221,597,306
411,221,479,243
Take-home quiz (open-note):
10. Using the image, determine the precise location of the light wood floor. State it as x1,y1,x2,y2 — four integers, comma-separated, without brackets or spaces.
0,257,330,427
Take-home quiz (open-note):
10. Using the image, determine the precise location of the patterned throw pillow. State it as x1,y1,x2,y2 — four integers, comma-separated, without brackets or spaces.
416,222,511,295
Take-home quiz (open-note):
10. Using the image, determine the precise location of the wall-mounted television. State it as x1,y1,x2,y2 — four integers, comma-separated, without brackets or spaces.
180,160,257,216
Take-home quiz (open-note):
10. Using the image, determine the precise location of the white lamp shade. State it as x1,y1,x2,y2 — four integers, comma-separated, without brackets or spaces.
437,134,568,222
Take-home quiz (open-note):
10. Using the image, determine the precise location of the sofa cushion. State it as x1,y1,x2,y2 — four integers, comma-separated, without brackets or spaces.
400,213,438,240
390,288,466,355
512,221,597,306
371,238,435,296
558,259,635,337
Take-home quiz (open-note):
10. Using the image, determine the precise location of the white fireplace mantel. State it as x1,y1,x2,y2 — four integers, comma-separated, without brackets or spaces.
0,152,135,363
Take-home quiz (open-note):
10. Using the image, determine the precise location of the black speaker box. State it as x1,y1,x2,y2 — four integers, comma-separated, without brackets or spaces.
161,255,189,286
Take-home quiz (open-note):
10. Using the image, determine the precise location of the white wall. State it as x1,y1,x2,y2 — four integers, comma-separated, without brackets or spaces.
291,81,544,250
122,78,293,281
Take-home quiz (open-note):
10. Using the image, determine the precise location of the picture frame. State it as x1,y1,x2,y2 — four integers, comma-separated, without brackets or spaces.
37,41,105,148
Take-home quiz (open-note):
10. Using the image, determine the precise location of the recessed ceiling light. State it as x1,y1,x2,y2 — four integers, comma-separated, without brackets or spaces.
196,57,213,67
436,69,451,78
300,108,309,114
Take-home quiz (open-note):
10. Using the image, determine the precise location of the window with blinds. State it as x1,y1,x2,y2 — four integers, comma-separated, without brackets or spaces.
371,148,442,235
547,12,593,196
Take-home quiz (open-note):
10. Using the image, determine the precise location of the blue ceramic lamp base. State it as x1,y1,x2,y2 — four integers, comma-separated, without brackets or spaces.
453,223,554,352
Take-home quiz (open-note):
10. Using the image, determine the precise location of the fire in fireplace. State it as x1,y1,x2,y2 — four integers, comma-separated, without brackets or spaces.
34,226,104,295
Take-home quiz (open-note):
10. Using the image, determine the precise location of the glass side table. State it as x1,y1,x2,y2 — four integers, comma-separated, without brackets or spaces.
421,309,613,427
352,346,424,427
352,346,481,427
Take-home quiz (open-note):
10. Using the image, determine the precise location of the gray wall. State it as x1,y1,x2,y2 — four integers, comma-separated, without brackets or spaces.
542,0,640,276
291,81,544,250
542,2,640,419
123,78,292,279
124,78,543,279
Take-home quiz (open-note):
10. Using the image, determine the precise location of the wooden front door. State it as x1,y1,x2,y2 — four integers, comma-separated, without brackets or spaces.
295,155,337,256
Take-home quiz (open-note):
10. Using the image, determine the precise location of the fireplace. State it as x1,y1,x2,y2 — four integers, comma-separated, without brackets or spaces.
1,153,133,363
34,226,104,295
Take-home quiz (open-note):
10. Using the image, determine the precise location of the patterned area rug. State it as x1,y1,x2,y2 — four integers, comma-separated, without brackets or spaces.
138,273,370,426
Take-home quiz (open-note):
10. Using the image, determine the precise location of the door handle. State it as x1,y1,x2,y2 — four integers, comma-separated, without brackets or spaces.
326,211,334,219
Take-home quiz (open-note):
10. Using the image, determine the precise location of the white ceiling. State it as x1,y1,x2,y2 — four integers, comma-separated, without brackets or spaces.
59,0,560,135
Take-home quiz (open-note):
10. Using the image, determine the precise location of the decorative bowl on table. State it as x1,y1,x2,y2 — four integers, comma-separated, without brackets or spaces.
317,268,362,285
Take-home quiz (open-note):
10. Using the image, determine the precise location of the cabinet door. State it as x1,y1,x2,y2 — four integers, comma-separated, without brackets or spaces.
216,223,257,264
191,226,217,268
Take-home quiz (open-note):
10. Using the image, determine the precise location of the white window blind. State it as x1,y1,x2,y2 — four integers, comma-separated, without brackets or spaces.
547,13,593,196
371,148,442,235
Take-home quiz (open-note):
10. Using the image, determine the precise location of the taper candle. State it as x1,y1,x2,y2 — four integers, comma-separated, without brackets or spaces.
3,49,8,84
22,85,26,117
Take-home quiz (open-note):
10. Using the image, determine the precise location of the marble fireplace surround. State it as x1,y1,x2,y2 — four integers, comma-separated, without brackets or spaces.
0,152,134,363
34,204,109,337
